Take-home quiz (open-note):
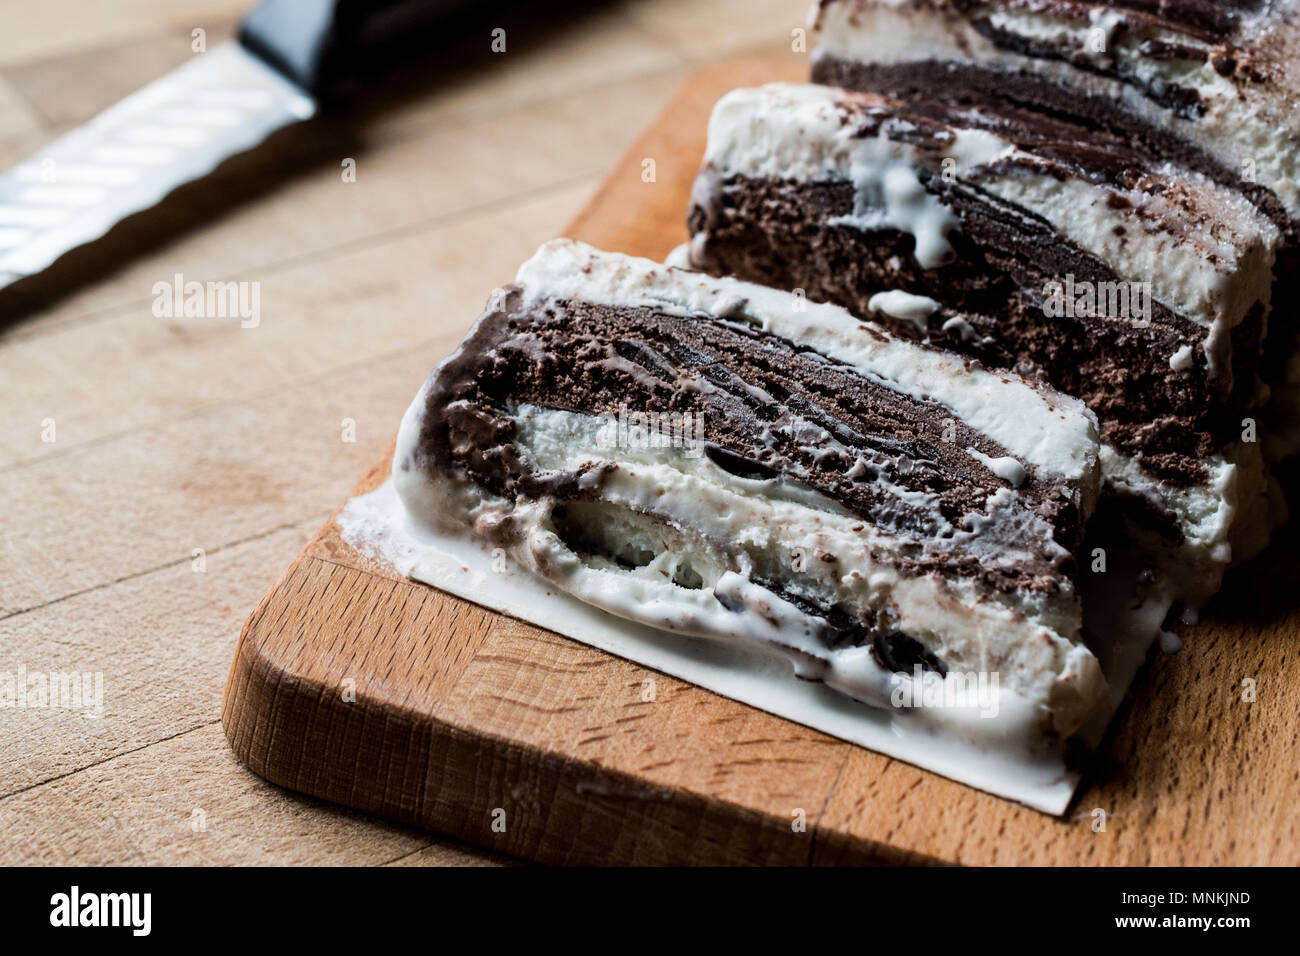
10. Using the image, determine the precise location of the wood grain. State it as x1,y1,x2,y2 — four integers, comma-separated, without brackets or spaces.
2,0,813,866
5,0,1291,866
223,55,1300,865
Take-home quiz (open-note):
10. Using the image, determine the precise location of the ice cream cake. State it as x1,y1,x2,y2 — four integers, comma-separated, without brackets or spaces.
687,82,1282,605
389,240,1107,745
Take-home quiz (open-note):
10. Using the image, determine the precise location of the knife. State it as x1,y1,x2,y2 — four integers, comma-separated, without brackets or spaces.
0,0,493,294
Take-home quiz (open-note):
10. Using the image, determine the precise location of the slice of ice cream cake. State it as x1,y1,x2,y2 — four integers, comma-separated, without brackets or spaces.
686,82,1281,605
807,0,1300,504
808,0,1300,238
392,239,1106,744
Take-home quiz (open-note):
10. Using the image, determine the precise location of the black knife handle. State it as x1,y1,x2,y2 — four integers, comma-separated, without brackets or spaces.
238,0,487,101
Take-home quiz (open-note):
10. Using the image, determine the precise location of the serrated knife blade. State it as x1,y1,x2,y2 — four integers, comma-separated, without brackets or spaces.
0,43,316,293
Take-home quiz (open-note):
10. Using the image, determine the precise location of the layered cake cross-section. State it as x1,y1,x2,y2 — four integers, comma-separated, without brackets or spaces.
808,0,1300,472
808,0,1300,237
391,239,1107,744
687,82,1281,604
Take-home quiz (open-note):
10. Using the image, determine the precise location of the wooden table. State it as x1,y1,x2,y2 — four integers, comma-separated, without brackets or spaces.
0,0,813,866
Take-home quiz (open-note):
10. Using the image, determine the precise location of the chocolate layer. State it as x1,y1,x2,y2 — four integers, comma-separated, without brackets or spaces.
811,52,1300,384
413,288,1085,595
690,171,1263,486
811,55,1297,242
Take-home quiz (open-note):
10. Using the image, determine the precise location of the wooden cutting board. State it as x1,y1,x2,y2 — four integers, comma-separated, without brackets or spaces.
222,56,1300,866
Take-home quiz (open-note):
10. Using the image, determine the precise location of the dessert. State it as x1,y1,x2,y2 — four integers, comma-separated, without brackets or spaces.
334,2,1300,816
808,0,1300,237
391,239,1107,743
687,82,1281,604
809,0,1300,472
